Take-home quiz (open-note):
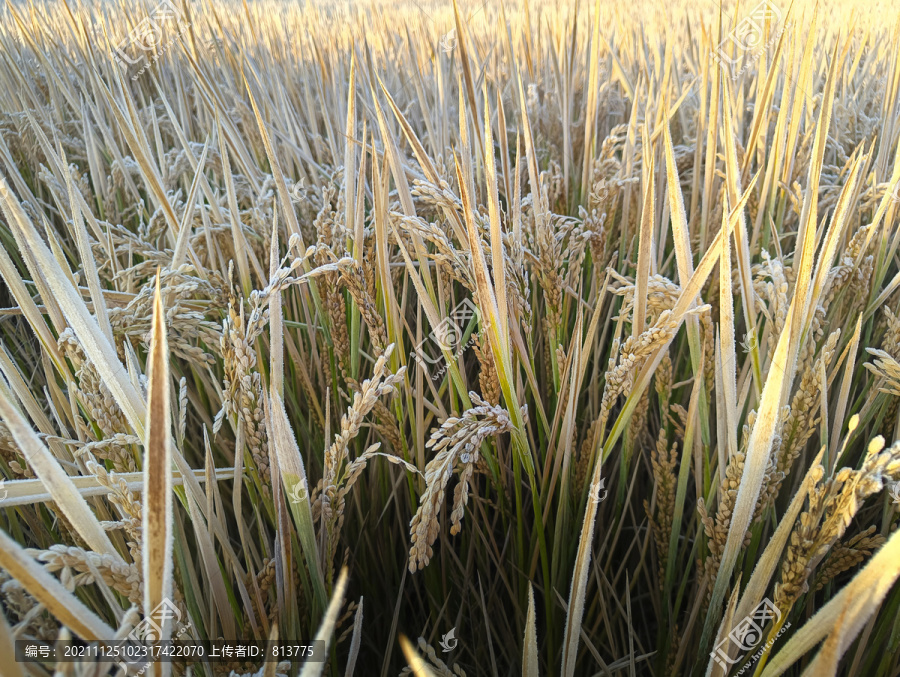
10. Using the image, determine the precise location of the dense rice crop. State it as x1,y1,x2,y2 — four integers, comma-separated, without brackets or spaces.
2,0,900,674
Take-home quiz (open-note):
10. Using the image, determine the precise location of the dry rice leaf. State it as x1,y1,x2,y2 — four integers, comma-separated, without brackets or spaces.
663,114,710,442
153,90,225,224
370,72,435,306
378,77,467,243
371,136,406,354
707,46,847,649
721,77,761,394
62,145,114,345
171,135,211,270
216,111,253,296
0,178,147,438
718,207,738,460
707,578,741,677
0,235,65,372
344,598,364,677
580,0,604,194
455,157,506,390
0,528,116,641
633,122,655,339
0,344,71,459
523,582,539,677
801,606,844,677
102,70,181,244
399,635,440,677
299,566,349,677
142,276,175,657
243,74,307,253
741,21,790,176
805,154,864,332
483,82,508,342
560,465,606,677
269,213,285,396
830,316,863,463
0,386,122,562
262,622,281,677
345,55,359,256
185,483,237,639
793,41,841,287
0,466,231,508
600,169,759,467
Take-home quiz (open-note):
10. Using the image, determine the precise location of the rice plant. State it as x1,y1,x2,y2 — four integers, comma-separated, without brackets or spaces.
1,0,900,675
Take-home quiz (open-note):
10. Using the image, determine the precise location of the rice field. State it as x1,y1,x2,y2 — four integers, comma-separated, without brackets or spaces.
1,0,900,675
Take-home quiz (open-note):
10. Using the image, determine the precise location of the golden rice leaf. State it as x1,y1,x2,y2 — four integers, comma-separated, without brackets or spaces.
703,299,799,648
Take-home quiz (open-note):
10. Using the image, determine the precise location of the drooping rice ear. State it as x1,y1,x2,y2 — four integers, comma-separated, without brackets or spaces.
732,447,826,627
761,526,900,677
